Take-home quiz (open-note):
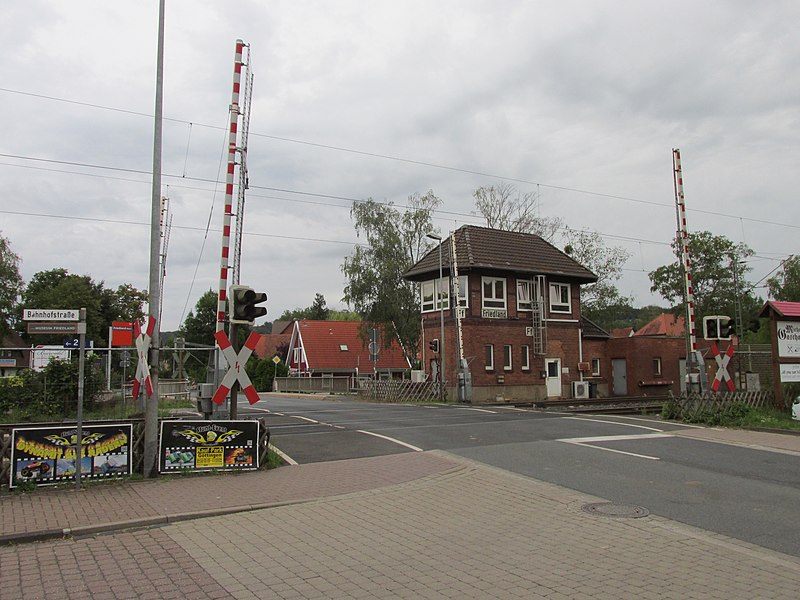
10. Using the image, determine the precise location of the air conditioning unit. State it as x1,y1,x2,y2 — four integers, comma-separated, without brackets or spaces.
572,380,590,399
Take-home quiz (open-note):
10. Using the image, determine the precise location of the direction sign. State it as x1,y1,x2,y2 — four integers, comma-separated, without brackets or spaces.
28,322,80,335
23,309,80,321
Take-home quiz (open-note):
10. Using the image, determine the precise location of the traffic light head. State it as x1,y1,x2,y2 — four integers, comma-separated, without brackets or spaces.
703,316,719,340
718,316,734,340
429,338,439,353
229,285,268,325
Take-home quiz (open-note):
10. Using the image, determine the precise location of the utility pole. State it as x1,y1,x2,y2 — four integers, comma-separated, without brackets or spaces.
144,0,165,477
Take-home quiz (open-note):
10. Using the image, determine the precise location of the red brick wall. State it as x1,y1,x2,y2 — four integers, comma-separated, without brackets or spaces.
420,273,587,402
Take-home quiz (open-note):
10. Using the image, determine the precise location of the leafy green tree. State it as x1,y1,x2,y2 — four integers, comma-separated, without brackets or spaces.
19,268,146,346
279,293,331,321
562,227,632,318
472,183,562,241
180,289,218,383
246,355,289,392
0,232,23,335
648,231,760,324
767,256,800,301
328,309,361,321
342,191,441,356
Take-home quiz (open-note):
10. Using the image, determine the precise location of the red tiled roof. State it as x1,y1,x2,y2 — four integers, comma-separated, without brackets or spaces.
254,333,291,361
634,313,685,337
758,301,800,318
610,326,634,338
291,320,410,373
403,225,596,283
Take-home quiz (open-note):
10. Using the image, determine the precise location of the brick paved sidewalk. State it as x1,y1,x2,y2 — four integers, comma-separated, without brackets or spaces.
0,451,460,544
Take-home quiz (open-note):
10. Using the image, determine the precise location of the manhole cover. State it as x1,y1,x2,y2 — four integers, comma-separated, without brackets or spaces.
581,502,650,518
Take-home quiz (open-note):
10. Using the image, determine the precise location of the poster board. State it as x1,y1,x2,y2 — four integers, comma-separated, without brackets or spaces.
159,420,259,473
10,423,133,487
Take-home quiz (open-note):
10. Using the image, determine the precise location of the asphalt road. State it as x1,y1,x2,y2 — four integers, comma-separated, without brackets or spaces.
241,394,800,557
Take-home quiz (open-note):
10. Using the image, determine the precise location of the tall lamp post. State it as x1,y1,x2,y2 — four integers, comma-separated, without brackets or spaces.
426,232,445,401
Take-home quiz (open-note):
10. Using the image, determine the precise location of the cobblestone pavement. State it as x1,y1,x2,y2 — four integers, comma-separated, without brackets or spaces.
163,452,800,600
1,427,799,599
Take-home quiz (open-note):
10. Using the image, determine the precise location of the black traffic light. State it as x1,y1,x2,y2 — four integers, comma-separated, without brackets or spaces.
703,316,719,340
229,285,268,325
718,316,734,340
429,338,439,353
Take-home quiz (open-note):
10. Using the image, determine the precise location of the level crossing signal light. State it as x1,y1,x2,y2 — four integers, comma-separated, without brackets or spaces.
703,315,734,341
429,338,440,353
229,285,268,325
718,316,734,340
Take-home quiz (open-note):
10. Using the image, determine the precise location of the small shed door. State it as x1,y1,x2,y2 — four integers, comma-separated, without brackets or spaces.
612,359,628,396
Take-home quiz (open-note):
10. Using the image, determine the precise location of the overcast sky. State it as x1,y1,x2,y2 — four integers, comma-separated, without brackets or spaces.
2,1,798,331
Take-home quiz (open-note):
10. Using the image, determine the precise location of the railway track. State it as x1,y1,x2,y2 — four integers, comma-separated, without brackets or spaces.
493,396,668,415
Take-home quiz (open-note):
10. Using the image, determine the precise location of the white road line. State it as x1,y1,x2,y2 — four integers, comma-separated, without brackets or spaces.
356,430,423,452
457,407,497,414
557,432,673,460
560,441,661,460
559,433,674,444
563,416,664,432
595,414,707,429
268,444,298,466
295,416,319,424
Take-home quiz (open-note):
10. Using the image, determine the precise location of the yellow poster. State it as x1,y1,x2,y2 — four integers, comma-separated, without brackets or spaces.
196,446,224,468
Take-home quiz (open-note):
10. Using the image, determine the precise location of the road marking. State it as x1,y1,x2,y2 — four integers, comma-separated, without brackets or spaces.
356,430,423,452
295,416,319,424
563,416,664,432
557,433,674,460
596,414,707,429
268,444,297,466
457,407,497,414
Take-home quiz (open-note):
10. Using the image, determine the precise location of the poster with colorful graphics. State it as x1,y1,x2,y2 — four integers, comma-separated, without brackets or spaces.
10,424,133,487
159,420,259,473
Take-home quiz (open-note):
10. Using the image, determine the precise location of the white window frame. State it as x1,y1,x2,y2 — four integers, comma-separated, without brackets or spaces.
521,345,530,371
421,280,435,313
503,345,512,371
451,275,468,309
517,279,535,311
485,344,494,371
549,282,571,314
482,277,506,310
653,357,662,376
591,358,601,377
421,278,453,313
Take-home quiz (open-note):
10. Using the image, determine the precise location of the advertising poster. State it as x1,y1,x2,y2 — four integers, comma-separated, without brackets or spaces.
159,420,259,474
10,423,133,488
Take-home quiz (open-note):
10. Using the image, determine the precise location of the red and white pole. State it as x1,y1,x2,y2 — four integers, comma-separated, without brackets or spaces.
217,39,245,334
673,149,696,354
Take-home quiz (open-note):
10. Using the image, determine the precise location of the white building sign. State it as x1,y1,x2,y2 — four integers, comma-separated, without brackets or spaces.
779,363,800,383
776,321,800,358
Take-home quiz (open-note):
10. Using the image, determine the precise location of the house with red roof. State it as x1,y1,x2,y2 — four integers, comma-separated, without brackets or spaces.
285,320,411,382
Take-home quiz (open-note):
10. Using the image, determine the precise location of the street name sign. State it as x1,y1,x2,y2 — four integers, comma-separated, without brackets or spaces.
28,322,81,335
23,309,80,321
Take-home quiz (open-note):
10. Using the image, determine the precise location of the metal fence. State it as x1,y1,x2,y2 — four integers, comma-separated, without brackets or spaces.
356,379,443,403
273,376,351,394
